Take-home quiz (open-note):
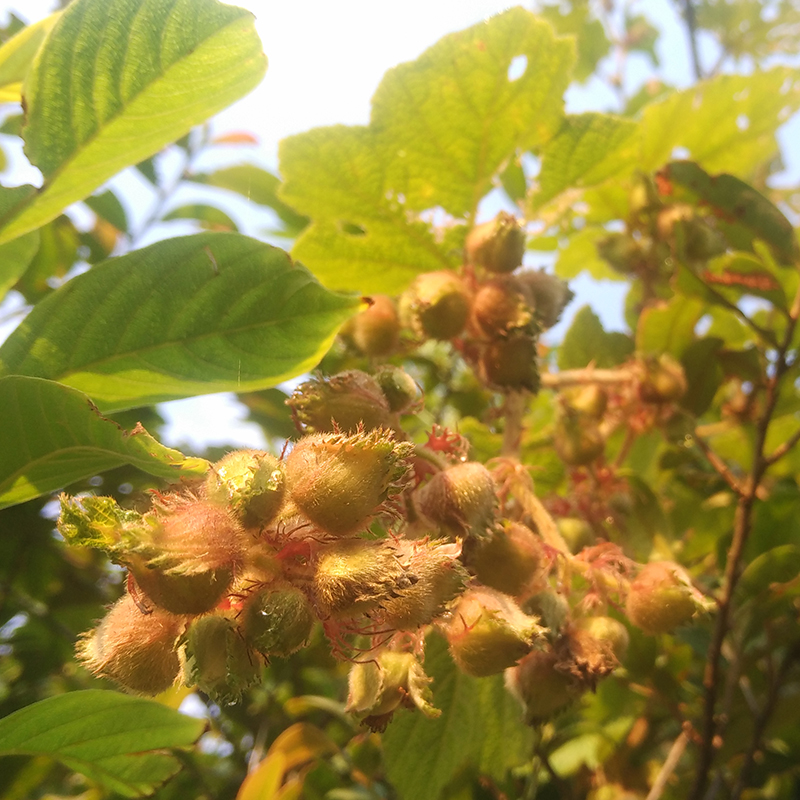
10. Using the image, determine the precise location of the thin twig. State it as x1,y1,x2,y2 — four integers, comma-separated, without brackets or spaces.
646,728,690,800
681,0,704,81
730,642,800,799
764,426,800,467
692,434,768,500
689,281,800,800
501,391,528,457
541,368,636,388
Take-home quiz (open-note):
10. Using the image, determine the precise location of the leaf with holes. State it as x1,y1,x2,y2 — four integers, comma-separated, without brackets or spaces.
0,0,266,245
0,376,209,510
0,232,361,412
0,690,205,797
279,8,574,293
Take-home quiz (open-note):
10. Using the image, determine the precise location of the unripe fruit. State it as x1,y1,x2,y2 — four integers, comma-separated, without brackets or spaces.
564,385,608,419
553,413,605,466
557,517,594,554
380,539,467,630
466,522,546,598
516,269,574,329
573,616,630,663
469,278,532,339
182,614,261,703
374,366,421,415
340,295,401,356
241,586,315,657
347,650,437,731
465,211,526,274
126,500,246,615
443,587,544,677
625,561,699,634
415,461,497,540
399,271,471,340
477,331,540,392
505,649,580,722
638,354,687,403
285,429,413,536
78,594,183,695
596,233,644,275
313,540,416,619
205,449,285,528
288,370,395,434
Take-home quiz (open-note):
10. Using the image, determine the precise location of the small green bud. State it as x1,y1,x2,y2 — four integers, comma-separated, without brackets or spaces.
340,294,401,356
205,449,285,528
241,586,316,658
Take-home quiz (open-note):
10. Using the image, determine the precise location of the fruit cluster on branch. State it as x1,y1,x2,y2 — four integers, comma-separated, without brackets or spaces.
59,212,710,730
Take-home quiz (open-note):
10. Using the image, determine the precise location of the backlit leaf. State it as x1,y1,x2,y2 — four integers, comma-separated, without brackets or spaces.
0,690,205,797
0,232,361,412
0,12,61,101
0,376,208,510
0,0,266,245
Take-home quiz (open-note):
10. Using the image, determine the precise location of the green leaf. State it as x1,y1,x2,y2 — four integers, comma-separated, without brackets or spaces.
539,3,610,82
662,161,799,266
0,228,39,301
0,376,209,510
279,9,574,293
0,232,361,412
0,0,266,246
635,70,800,175
553,226,625,281
636,296,705,357
533,113,637,209
371,7,574,217
0,12,61,101
680,337,724,416
190,165,308,235
536,69,800,206
0,690,205,797
163,204,238,232
84,190,129,233
382,634,532,800
558,305,633,369
738,545,800,598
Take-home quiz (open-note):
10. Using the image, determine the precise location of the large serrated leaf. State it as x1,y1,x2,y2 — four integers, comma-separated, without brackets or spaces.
371,7,574,217
0,232,361,412
0,376,208,510
382,634,532,800
0,690,205,798
279,8,574,294
0,0,266,245
533,113,637,209
558,306,633,369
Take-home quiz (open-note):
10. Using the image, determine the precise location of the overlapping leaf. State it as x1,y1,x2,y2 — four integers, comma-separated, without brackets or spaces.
0,376,209,510
0,12,60,102
535,68,800,210
280,8,574,294
0,232,361,412
0,690,205,797
0,0,266,245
